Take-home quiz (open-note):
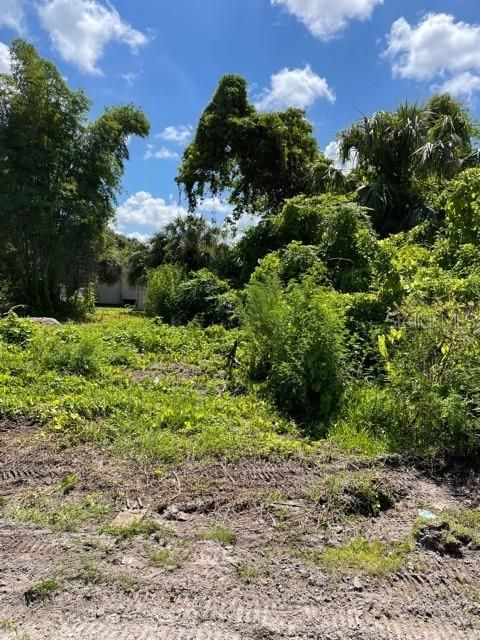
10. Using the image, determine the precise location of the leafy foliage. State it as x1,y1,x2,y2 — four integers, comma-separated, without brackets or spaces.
242,274,347,425
0,40,149,315
176,75,328,216
337,95,478,235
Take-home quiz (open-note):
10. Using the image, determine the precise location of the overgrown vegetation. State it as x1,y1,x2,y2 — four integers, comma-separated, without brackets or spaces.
1,50,480,464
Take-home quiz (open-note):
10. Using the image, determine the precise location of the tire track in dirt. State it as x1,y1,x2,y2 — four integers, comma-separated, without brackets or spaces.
4,613,479,640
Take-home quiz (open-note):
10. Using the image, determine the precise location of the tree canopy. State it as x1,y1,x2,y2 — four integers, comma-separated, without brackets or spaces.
336,95,478,235
176,74,329,216
0,40,149,314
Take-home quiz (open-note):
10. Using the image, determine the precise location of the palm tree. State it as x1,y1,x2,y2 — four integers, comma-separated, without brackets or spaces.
163,214,226,272
336,94,478,236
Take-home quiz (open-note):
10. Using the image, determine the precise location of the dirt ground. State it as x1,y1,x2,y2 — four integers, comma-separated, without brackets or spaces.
1,418,480,640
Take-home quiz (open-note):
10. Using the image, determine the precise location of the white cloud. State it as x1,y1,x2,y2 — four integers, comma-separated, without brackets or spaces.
125,231,150,243
0,42,11,74
116,191,187,232
120,71,141,87
234,214,260,238
324,140,356,173
435,72,480,101
255,65,335,111
144,145,179,160
38,0,149,75
272,0,383,41
157,125,193,145
0,0,27,33
197,197,233,217
385,13,480,99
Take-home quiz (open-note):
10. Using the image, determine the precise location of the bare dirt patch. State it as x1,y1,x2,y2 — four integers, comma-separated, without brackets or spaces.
1,421,480,639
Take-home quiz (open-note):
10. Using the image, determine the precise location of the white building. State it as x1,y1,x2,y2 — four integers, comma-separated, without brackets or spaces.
96,271,145,310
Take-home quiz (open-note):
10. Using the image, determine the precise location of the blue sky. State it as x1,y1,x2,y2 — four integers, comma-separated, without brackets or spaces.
1,0,480,240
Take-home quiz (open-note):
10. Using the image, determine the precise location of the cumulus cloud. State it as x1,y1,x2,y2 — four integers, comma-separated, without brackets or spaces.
435,72,480,101
324,140,356,173
255,65,335,111
0,0,27,33
157,125,193,145
234,213,260,238
115,191,187,232
144,145,179,160
385,13,480,99
0,42,11,73
38,0,149,74
272,0,383,41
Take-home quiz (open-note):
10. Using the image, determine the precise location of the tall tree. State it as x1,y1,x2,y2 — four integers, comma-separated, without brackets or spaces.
337,95,477,235
0,40,149,313
176,74,329,217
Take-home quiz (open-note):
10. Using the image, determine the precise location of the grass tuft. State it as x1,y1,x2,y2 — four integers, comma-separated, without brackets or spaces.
235,565,259,584
101,518,161,541
24,578,59,605
313,538,412,576
199,524,237,546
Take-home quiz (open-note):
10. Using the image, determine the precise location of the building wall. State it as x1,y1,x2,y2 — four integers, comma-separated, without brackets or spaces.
96,271,146,310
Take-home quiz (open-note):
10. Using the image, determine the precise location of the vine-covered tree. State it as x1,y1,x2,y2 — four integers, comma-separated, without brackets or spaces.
0,40,150,313
176,74,330,216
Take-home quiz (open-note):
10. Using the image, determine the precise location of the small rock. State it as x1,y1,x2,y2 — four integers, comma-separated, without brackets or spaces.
353,576,363,592
109,509,147,527
164,505,189,521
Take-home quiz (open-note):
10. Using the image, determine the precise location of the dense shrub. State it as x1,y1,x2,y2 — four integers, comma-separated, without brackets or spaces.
178,269,235,326
145,265,186,323
145,266,237,327
274,194,380,292
242,274,347,426
445,169,480,248
0,311,35,347
338,303,480,455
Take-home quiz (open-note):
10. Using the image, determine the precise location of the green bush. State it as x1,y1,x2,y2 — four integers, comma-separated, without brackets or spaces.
445,168,480,248
145,265,186,322
242,274,347,426
383,305,480,453
178,269,234,326
64,284,97,321
38,330,101,377
0,311,35,347
145,267,236,327
274,194,381,292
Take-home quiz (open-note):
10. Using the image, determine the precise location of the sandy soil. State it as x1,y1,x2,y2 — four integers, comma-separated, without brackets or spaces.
1,418,480,640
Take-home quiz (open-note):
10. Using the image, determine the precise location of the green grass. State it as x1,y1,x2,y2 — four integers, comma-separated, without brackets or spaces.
119,576,139,594
443,508,480,543
414,508,480,548
199,524,237,546
60,474,78,494
150,548,187,569
73,559,106,586
0,310,308,464
328,421,389,458
313,538,412,576
9,492,109,532
24,578,59,604
101,517,162,540
310,471,394,517
235,565,259,583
